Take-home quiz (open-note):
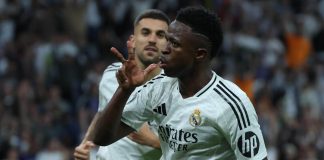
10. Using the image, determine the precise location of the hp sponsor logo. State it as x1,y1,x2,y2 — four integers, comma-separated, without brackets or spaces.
237,131,260,158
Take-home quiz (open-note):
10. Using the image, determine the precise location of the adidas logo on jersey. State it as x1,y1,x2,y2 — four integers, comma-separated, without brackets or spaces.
153,103,167,116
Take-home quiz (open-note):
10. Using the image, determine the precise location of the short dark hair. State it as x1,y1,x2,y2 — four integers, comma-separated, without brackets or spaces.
176,6,223,58
134,9,170,27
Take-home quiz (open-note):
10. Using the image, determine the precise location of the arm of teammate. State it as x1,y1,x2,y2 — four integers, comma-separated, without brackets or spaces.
128,122,161,149
74,115,97,160
93,41,158,146
74,62,122,160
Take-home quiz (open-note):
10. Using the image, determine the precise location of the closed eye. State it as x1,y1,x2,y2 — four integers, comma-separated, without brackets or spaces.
169,38,180,48
165,33,180,48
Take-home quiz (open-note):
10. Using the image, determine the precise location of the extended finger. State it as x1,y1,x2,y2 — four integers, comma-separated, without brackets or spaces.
84,141,95,149
116,68,128,84
74,147,89,155
127,131,140,140
74,150,89,160
111,47,126,63
127,132,135,140
127,40,135,60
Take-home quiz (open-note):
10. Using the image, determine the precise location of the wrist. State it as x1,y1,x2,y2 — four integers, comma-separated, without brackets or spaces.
151,141,161,149
118,86,136,95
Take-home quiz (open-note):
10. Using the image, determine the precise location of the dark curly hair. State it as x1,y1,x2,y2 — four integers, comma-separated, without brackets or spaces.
176,6,223,58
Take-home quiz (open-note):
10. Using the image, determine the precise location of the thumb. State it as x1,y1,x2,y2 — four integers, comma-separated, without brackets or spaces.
144,64,158,76
84,141,95,149
127,132,136,140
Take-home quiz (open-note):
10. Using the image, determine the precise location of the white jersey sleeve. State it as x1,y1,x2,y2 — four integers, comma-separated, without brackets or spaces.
215,80,268,160
121,74,167,131
98,62,121,111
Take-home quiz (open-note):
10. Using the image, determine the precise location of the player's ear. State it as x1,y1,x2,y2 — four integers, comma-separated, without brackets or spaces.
128,34,135,44
128,34,134,41
195,48,208,61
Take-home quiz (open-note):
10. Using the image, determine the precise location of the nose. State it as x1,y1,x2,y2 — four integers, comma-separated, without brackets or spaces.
161,42,171,55
148,34,157,44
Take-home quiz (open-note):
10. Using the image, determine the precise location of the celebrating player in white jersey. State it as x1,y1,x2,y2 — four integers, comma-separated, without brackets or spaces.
93,6,268,160
73,9,170,160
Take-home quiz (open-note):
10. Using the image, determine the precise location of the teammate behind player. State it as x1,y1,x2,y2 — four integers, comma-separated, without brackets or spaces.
93,6,268,159
74,9,170,160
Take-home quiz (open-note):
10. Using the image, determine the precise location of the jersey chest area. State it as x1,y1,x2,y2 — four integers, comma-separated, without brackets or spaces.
152,94,228,154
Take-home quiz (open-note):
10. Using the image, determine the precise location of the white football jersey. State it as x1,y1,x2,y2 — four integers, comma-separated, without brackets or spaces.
96,62,161,160
121,71,268,160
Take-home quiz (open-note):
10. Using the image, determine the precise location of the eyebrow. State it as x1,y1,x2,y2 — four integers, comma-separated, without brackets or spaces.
141,27,166,33
141,27,150,31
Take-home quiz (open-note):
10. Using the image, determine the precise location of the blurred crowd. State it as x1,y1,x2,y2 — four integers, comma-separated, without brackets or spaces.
0,0,323,159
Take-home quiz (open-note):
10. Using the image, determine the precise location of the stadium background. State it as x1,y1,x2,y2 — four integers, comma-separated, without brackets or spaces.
0,0,323,159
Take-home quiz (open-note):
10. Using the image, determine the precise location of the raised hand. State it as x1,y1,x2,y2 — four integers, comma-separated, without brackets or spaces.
127,122,160,149
73,141,95,160
110,40,158,90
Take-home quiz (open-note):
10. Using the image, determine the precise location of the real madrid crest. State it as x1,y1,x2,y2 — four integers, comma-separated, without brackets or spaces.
189,108,202,127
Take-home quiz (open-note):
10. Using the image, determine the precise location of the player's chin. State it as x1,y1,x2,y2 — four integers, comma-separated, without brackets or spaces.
162,68,178,77
143,56,160,63
144,50,159,57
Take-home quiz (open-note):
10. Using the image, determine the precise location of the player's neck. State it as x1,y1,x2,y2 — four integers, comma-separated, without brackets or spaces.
136,57,146,70
178,69,213,98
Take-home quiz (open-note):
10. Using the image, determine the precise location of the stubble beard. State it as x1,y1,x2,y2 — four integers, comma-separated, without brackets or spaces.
138,53,160,68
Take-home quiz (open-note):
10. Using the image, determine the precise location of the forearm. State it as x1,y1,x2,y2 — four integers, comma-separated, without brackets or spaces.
74,116,98,159
127,122,161,149
93,87,134,146
81,113,101,143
